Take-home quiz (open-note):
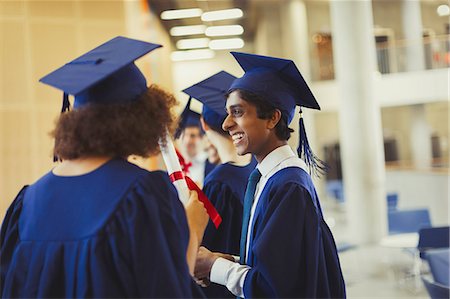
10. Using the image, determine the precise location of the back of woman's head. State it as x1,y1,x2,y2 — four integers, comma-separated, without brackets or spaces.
52,84,177,160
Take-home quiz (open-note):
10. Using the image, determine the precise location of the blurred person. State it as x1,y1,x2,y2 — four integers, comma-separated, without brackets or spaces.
206,140,221,165
183,71,257,298
194,53,346,298
0,37,208,298
176,99,215,186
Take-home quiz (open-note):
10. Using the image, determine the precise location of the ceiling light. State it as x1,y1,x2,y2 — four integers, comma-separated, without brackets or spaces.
170,25,206,36
209,38,244,50
176,38,210,50
171,49,215,61
205,25,244,37
437,4,450,17
161,8,203,20
201,8,243,21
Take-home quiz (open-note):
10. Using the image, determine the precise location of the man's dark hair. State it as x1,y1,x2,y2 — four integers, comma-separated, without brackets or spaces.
230,89,294,140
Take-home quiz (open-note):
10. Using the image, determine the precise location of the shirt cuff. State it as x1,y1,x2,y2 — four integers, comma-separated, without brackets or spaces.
210,257,233,285
210,257,251,298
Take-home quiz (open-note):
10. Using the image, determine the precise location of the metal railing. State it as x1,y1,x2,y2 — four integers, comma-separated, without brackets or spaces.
310,34,450,81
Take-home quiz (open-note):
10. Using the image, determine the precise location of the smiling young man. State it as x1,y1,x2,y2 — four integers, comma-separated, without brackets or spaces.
194,52,346,298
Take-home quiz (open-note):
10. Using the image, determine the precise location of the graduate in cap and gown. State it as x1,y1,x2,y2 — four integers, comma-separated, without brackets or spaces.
194,52,346,298
175,102,216,186
0,36,209,298
183,71,257,298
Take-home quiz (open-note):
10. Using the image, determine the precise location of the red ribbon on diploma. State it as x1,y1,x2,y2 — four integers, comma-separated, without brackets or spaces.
169,171,222,229
175,149,192,174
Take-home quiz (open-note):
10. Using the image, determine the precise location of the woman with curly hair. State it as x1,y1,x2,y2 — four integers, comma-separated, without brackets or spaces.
0,37,208,298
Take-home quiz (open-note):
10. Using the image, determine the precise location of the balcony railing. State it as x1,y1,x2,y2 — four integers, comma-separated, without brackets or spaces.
311,34,450,81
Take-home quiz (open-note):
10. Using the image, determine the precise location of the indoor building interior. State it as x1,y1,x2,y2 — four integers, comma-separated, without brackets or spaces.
1,0,449,298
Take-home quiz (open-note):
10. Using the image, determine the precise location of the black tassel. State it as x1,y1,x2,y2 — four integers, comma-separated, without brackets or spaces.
54,93,71,162
61,93,71,113
174,97,192,139
297,109,328,177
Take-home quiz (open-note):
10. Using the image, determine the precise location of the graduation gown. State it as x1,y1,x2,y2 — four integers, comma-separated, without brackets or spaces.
0,158,198,298
244,167,346,298
201,159,256,298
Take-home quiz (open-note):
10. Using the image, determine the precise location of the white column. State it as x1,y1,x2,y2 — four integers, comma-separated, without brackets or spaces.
410,104,432,169
282,0,320,171
402,0,425,71
253,3,283,57
330,0,387,244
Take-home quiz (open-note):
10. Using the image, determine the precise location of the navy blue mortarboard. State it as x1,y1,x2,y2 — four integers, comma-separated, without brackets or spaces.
174,97,203,139
40,36,162,111
182,71,237,133
228,52,326,176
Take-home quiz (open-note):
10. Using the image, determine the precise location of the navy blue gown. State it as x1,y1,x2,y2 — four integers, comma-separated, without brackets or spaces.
201,159,256,298
0,158,198,298
244,167,346,298
204,160,216,179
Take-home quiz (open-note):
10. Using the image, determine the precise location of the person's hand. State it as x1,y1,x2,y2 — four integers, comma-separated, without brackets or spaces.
194,247,236,287
194,246,218,280
185,190,209,240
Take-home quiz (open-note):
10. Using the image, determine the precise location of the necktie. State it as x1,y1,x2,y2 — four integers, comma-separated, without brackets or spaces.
240,168,262,264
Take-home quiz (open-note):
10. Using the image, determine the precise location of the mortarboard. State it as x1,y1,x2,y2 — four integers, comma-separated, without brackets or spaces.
228,52,326,176
39,36,162,111
174,97,204,139
182,71,237,133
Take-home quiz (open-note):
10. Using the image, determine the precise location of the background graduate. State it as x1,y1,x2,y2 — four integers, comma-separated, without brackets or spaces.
183,71,257,298
175,101,216,186
0,37,208,298
194,52,346,298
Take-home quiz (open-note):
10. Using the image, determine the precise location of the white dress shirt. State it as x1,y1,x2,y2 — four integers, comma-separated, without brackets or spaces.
188,151,208,187
210,145,308,297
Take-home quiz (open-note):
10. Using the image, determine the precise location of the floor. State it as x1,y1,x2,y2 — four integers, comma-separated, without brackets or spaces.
322,198,430,299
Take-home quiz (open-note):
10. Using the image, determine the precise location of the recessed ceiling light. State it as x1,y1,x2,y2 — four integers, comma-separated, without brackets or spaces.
205,25,244,37
201,8,243,21
209,38,244,50
161,8,203,20
170,25,207,36
176,38,211,50
437,4,450,17
171,49,216,61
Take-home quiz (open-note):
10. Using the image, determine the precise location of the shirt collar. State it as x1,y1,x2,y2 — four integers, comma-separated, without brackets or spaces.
257,144,296,177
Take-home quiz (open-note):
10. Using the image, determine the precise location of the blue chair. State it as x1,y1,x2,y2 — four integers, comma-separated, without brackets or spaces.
336,242,356,253
386,193,398,211
326,180,344,203
426,248,450,286
418,227,450,258
387,208,431,235
422,275,450,299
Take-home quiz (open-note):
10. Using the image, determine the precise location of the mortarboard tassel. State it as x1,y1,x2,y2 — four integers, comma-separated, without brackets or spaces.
174,97,192,139
61,92,71,113
297,109,328,177
54,93,71,162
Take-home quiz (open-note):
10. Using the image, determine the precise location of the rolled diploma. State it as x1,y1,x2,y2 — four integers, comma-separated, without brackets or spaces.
159,131,190,205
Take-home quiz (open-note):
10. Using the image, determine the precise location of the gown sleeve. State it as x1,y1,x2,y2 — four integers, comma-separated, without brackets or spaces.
243,182,345,298
119,171,194,298
0,186,28,292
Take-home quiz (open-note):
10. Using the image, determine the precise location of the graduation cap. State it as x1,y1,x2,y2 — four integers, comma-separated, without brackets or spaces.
182,71,237,133
174,97,204,139
228,52,326,176
39,36,162,111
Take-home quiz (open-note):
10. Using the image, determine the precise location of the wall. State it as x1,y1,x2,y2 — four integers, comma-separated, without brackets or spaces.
0,0,171,218
422,0,449,35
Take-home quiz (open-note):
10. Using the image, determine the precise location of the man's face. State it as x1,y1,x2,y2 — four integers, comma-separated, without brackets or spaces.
222,91,272,159
181,126,202,158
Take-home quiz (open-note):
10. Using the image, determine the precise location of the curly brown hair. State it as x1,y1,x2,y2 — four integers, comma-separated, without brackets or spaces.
51,84,177,160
